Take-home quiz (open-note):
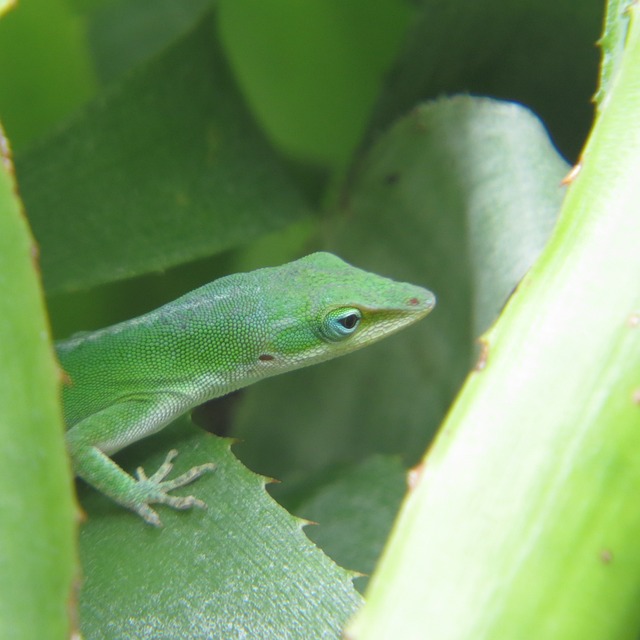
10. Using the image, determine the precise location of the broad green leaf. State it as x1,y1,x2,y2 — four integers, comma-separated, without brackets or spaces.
291,456,407,594
0,127,76,638
78,420,362,639
217,0,411,167
0,0,96,152
350,5,640,638
232,97,567,483
369,0,602,160
87,0,214,83
17,14,308,295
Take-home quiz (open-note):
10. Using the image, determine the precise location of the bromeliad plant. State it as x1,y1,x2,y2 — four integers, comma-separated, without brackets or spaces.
1,0,637,638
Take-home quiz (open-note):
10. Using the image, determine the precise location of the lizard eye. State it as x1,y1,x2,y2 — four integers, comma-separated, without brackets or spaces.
321,308,362,341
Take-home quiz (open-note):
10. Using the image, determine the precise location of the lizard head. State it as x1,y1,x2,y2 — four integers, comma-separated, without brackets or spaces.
254,252,435,374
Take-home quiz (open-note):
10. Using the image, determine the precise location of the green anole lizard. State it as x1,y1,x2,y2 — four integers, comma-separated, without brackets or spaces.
57,252,435,525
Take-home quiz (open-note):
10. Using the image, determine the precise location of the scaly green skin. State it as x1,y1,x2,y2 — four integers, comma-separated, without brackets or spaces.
57,252,435,525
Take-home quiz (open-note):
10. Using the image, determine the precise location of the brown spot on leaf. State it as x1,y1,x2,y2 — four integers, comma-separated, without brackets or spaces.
475,339,490,371
0,128,14,174
599,549,613,564
561,162,582,185
30,242,42,273
407,461,426,491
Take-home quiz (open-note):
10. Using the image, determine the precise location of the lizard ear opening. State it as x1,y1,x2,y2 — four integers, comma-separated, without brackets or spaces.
320,308,362,342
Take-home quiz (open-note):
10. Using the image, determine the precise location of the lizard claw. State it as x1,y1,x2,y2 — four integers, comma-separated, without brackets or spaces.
130,450,216,526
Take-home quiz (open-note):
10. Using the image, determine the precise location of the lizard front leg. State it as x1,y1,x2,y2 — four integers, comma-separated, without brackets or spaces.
65,399,215,526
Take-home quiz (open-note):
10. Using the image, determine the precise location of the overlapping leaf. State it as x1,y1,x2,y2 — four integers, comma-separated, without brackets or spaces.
17,15,308,295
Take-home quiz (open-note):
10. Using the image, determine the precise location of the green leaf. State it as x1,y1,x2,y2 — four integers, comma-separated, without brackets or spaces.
87,0,214,83
291,456,408,593
232,96,568,483
17,14,308,295
0,0,97,151
349,5,640,638
595,0,635,110
78,420,362,638
217,0,411,167
0,128,77,638
368,0,603,160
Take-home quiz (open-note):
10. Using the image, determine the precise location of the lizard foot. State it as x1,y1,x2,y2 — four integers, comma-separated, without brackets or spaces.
131,449,216,526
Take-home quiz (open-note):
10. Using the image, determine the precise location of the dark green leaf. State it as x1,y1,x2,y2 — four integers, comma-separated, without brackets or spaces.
369,0,602,160
291,456,407,593
17,14,308,295
78,420,361,639
88,0,214,83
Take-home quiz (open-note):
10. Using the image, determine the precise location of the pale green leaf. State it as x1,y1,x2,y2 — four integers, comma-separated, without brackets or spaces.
0,127,76,639
350,6,640,638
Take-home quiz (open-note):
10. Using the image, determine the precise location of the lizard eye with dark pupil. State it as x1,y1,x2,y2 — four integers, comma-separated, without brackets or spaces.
338,313,359,330
322,307,363,341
